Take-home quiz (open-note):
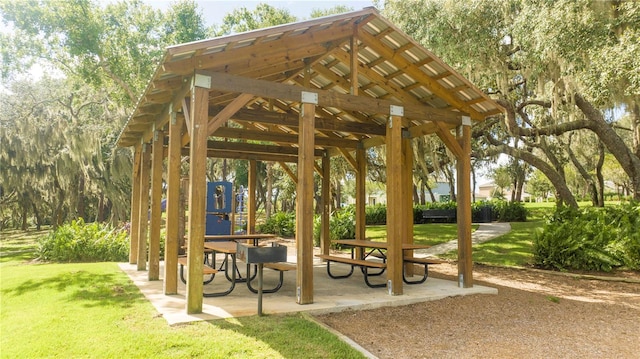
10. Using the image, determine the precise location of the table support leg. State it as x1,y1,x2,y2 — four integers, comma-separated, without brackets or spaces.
257,263,264,316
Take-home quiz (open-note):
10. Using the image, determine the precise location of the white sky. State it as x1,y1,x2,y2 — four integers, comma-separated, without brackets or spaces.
142,0,377,25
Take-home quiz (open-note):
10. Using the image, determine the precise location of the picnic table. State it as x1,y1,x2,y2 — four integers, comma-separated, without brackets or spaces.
179,234,293,297
317,239,443,286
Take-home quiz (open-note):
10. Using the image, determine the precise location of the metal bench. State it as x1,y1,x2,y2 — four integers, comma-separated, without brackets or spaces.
422,209,457,223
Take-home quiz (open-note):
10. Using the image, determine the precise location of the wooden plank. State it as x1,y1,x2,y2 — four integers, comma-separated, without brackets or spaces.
139,77,192,147
137,143,151,271
197,70,463,123
164,23,355,75
209,127,359,149
165,111,183,295
407,122,439,138
129,146,142,264
186,80,209,314
315,254,386,269
205,140,324,157
435,123,464,159
386,115,403,295
331,48,463,126
357,29,486,121
456,123,473,288
247,159,257,234
206,93,254,135
148,130,164,281
402,138,414,276
355,148,366,262
220,106,386,136
338,148,357,170
321,154,330,256
200,149,300,163
296,102,316,304
350,32,359,96
279,161,298,184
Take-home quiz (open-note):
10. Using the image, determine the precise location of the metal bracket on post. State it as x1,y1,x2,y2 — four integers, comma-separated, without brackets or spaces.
389,105,404,129
301,91,318,104
194,73,211,89
390,105,404,117
461,115,472,127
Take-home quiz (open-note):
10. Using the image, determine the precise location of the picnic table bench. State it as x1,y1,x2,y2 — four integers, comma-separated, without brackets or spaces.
402,256,446,284
245,262,296,294
315,254,387,288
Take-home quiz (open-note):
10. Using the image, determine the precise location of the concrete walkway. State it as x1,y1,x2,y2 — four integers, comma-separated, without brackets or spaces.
120,223,508,325
416,222,511,257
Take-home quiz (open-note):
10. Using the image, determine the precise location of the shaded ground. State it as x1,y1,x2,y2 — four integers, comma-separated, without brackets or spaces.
317,263,640,358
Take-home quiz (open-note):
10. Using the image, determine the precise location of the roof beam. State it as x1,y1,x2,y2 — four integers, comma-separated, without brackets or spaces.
216,106,386,136
205,140,324,157
179,148,300,163
197,70,462,123
211,127,360,149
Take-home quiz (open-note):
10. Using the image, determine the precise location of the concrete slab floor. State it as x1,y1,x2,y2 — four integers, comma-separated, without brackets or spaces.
120,260,498,325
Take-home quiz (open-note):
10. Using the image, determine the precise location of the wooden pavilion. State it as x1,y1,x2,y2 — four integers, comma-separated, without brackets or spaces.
116,8,503,314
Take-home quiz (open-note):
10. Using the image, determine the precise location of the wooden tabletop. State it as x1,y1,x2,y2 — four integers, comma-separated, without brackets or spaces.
203,241,239,254
333,239,430,250
203,234,277,241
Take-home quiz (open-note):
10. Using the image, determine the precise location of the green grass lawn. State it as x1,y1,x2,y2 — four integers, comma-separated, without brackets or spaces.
440,220,541,267
365,223,479,247
0,230,364,358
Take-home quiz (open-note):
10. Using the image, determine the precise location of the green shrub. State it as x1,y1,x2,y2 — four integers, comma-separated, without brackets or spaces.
365,205,387,225
493,201,527,222
313,207,356,246
258,211,296,237
533,202,640,271
37,219,129,262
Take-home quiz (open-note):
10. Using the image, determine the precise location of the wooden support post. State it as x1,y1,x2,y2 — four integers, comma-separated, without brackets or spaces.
186,74,210,314
386,108,404,295
456,116,473,288
402,138,414,276
165,111,183,294
247,159,257,234
296,97,316,305
355,147,366,241
149,129,164,281
129,146,142,264
320,153,330,256
137,142,151,271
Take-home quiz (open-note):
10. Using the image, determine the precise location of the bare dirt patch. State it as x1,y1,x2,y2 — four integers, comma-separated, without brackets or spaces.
317,263,640,358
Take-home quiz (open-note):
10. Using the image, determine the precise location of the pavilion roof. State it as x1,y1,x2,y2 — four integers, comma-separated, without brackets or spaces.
116,7,502,158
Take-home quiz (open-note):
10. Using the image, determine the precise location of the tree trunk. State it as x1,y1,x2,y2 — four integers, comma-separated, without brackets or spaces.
20,199,28,231
32,202,42,230
77,174,86,220
574,94,640,200
596,142,605,207
565,136,601,206
490,145,578,207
